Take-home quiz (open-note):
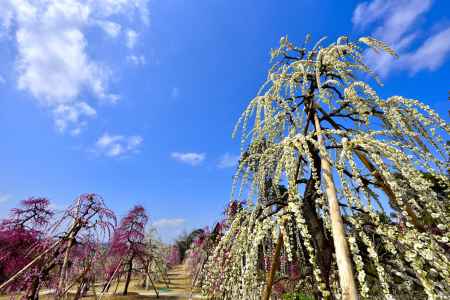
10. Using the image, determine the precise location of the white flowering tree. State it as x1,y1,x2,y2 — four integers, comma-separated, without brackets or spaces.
202,35,450,300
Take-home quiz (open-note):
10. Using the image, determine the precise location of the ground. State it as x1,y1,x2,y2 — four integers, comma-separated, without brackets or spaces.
0,264,205,300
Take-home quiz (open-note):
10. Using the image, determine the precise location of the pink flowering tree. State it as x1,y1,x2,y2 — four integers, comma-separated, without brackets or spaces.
0,198,53,294
0,194,115,300
166,245,181,267
187,201,242,291
68,235,107,299
108,205,148,295
55,193,116,297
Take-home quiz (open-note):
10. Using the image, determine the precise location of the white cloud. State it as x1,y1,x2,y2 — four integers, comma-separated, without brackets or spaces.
96,20,121,38
53,102,97,135
171,87,179,99
127,54,146,65
126,29,138,49
0,0,149,133
402,27,450,74
171,152,205,166
91,0,150,26
352,0,393,30
353,0,431,42
352,0,450,77
95,132,143,157
153,218,187,243
218,153,240,169
154,218,186,228
0,193,11,204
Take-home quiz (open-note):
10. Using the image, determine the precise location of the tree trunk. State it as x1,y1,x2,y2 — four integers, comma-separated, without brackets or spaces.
123,258,133,295
26,277,40,300
313,112,358,300
302,141,334,295
262,232,283,300
303,178,334,296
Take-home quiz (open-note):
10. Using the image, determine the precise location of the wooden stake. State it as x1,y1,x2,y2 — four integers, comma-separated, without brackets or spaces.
313,112,358,300
0,239,61,291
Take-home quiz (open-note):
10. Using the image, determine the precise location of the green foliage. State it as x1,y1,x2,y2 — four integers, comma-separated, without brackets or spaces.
282,292,314,300
175,228,204,260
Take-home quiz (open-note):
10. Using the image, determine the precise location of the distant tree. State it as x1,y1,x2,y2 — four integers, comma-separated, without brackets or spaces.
167,245,181,266
203,35,450,300
175,228,205,261
141,227,170,295
109,205,148,295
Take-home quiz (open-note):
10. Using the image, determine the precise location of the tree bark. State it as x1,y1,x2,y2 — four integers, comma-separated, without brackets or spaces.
313,112,358,300
302,175,334,296
26,277,40,300
123,258,133,295
302,141,334,296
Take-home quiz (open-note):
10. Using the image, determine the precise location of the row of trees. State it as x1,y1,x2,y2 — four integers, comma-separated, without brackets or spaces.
0,195,169,299
195,35,449,299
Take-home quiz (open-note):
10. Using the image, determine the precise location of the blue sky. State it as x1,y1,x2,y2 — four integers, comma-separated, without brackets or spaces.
0,0,449,242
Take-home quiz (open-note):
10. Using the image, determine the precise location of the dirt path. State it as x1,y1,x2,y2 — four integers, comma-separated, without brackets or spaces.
138,264,203,299
0,264,205,300
99,264,205,300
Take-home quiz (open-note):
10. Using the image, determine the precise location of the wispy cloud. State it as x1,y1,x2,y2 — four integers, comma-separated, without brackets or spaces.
126,29,139,49
171,87,180,99
154,218,186,228
53,102,97,136
153,218,187,243
352,0,450,77
96,20,122,38
127,54,146,66
218,153,240,169
171,152,205,166
95,133,143,157
0,0,149,134
402,27,450,74
0,193,11,204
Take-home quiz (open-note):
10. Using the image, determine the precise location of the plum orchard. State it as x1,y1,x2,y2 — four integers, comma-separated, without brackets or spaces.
0,194,115,299
201,35,450,300
0,197,168,300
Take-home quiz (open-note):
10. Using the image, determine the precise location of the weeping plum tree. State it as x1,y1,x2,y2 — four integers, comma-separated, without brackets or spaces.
0,198,53,292
109,205,148,295
140,228,171,294
56,194,116,298
0,194,116,300
202,35,450,300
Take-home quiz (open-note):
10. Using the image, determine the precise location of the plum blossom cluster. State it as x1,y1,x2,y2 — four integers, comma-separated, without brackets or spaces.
201,35,450,299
